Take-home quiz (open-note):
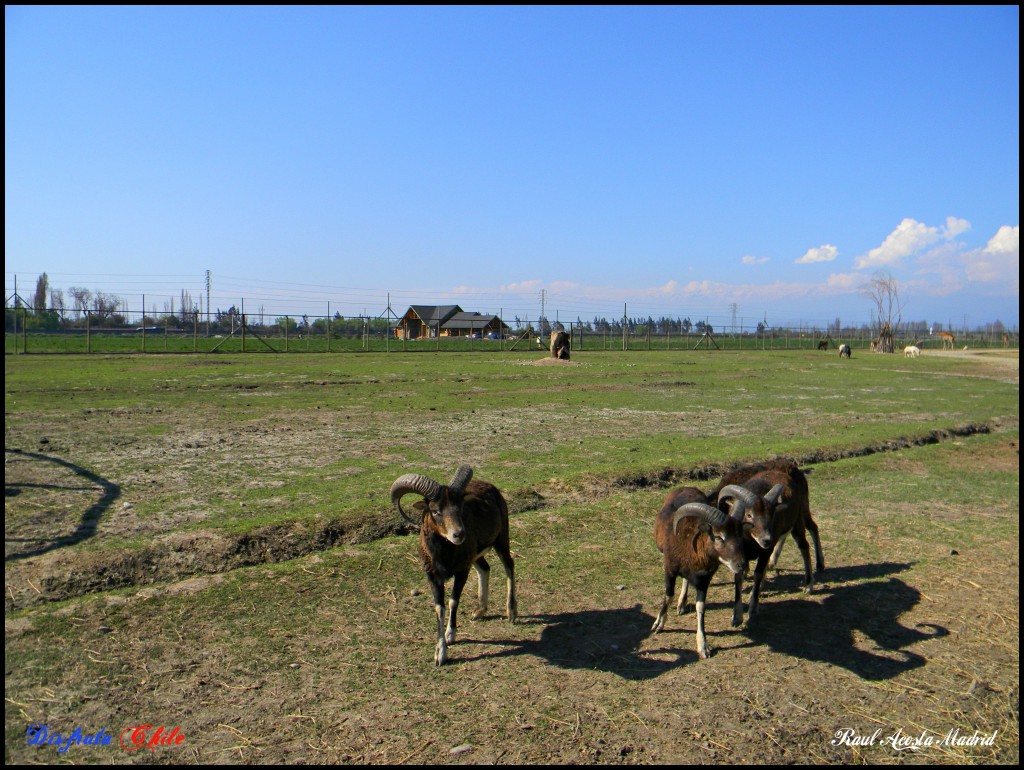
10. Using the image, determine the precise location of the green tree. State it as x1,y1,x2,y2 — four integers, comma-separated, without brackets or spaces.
32,273,50,313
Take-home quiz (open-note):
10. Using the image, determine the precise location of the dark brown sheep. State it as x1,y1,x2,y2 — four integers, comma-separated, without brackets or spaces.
710,460,824,621
390,465,517,665
651,485,748,659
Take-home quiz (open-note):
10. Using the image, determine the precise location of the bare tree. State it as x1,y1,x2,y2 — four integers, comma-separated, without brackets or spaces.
68,287,93,319
860,271,904,353
50,288,66,319
91,292,121,322
180,289,195,321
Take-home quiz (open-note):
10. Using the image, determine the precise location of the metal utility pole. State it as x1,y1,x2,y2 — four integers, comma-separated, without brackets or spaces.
539,289,546,345
205,270,212,336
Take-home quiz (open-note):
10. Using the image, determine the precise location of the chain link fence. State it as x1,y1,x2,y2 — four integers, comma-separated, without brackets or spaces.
5,307,1018,355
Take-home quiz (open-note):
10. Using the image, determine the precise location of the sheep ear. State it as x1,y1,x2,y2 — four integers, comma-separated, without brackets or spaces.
696,520,713,535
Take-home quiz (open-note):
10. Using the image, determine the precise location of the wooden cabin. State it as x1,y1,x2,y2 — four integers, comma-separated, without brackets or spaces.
393,305,510,340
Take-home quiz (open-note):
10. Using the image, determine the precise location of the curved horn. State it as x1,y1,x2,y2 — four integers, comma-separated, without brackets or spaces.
763,483,785,506
718,484,760,521
448,464,473,494
390,473,442,525
672,502,728,534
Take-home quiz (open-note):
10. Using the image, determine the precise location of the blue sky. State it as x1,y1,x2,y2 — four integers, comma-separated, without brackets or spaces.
5,5,1019,330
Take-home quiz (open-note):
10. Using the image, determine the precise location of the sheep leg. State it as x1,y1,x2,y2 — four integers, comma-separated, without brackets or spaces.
428,576,448,666
692,576,713,659
747,551,771,618
494,539,518,623
652,571,677,633
730,571,744,627
791,525,815,592
444,569,470,646
767,532,788,570
677,577,690,615
471,556,490,620
806,515,825,574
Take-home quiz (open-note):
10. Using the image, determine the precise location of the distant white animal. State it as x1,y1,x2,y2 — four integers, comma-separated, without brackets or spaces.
904,345,921,358
838,344,851,359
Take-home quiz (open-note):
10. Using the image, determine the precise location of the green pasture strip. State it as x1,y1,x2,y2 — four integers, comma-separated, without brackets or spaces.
805,430,1020,555
5,350,1017,555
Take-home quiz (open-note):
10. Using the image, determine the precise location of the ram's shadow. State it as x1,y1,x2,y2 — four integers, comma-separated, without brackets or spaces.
457,605,697,680
452,562,942,681
767,559,916,587
739,573,948,680
4,449,120,561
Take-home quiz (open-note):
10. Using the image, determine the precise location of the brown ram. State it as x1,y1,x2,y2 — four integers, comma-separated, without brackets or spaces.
710,460,824,621
390,465,517,665
651,486,748,659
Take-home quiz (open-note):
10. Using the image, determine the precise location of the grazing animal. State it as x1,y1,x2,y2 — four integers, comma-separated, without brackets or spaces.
550,329,571,360
930,328,955,350
390,465,517,665
817,339,829,351
710,460,824,621
838,343,851,358
904,345,921,358
651,486,748,659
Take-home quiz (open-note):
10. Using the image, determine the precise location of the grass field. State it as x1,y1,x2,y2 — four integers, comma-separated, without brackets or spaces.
4,348,1019,764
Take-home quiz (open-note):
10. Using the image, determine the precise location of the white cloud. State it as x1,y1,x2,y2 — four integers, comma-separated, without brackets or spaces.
913,240,965,293
547,280,582,294
742,255,770,265
681,279,718,295
983,224,1019,255
965,225,1019,284
490,280,543,294
943,216,971,239
855,217,973,270
855,218,940,269
795,244,838,264
646,280,679,296
825,272,860,291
